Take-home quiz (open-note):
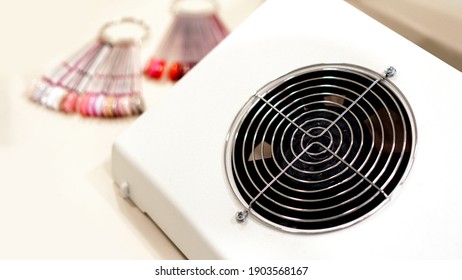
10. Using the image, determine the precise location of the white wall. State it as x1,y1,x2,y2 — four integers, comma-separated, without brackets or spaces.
346,0,462,71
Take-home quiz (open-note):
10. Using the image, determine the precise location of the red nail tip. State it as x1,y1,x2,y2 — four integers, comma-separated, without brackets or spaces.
168,62,184,81
78,94,90,116
60,92,78,113
144,58,166,79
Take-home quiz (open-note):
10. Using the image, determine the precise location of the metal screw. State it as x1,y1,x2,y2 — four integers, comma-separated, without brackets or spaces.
235,209,248,222
385,66,396,78
120,182,130,198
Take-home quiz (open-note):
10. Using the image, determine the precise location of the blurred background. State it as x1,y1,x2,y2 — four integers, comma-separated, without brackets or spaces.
0,0,264,78
1,0,460,79
346,0,462,71
0,0,460,259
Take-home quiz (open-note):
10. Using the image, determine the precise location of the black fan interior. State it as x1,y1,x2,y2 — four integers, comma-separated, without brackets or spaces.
227,64,415,232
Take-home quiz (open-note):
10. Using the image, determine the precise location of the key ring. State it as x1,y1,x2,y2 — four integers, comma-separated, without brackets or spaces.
99,17,150,45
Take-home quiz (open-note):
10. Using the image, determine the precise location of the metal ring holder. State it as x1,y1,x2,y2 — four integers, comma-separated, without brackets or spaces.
99,17,150,45
170,0,219,16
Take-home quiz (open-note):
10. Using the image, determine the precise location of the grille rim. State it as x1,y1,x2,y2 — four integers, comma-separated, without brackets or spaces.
224,63,417,233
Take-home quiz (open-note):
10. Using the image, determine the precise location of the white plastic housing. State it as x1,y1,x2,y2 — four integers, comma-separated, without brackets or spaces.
112,0,462,259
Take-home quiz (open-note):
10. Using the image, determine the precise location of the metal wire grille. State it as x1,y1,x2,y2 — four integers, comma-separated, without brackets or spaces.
225,64,416,232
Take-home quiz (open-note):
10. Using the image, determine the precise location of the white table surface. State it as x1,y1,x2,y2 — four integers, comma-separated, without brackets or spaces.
0,0,262,259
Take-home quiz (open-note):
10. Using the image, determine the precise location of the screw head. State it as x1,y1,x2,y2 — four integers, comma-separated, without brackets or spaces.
385,66,396,78
120,182,130,198
235,209,248,222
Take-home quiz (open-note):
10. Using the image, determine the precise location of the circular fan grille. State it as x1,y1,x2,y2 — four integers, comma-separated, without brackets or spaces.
225,64,416,233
